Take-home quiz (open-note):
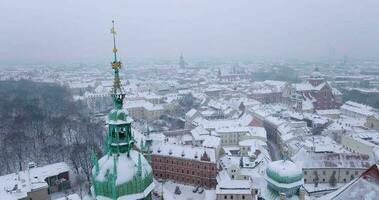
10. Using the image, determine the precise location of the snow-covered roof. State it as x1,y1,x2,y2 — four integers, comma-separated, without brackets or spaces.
340,102,375,117
319,165,379,200
266,159,303,182
94,151,152,185
151,143,216,163
216,179,251,194
202,136,221,149
185,108,198,119
293,149,374,169
288,135,349,154
0,162,70,200
316,109,341,116
194,113,253,131
125,100,164,111
216,126,266,140
294,81,327,92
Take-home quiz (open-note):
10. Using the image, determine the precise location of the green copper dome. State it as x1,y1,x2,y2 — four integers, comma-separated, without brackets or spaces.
265,159,304,198
108,108,129,122
266,159,303,184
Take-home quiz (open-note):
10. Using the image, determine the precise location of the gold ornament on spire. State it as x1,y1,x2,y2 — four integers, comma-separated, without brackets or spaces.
111,20,122,70
110,20,124,98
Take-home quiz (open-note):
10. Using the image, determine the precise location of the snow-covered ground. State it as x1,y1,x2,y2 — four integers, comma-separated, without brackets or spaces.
152,180,215,200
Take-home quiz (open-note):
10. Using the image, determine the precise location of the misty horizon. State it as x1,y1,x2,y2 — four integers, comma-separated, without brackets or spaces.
1,0,379,65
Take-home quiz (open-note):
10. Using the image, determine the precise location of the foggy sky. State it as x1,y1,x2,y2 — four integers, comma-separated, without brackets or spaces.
1,0,379,64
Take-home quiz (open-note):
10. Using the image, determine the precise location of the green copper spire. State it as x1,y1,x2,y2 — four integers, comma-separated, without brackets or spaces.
106,20,135,156
91,21,154,200
110,20,124,109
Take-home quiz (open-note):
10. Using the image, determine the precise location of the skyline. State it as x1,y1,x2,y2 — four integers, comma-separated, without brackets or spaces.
1,0,379,64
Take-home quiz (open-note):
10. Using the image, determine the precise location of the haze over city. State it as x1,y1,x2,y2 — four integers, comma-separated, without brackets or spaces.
1,0,379,64
1,1,379,200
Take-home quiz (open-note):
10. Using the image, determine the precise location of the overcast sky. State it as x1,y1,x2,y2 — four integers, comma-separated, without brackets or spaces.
1,0,379,64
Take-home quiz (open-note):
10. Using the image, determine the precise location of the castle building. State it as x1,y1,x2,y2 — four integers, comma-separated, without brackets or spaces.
90,21,154,200
151,144,218,188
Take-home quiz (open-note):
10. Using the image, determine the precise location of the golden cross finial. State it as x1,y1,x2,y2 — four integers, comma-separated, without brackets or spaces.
111,20,121,70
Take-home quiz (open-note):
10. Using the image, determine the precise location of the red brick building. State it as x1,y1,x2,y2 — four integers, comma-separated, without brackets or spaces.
295,71,342,111
151,144,217,188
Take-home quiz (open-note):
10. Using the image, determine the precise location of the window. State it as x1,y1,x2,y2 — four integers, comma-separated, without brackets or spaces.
224,195,227,199
355,171,358,175
231,195,233,199
322,171,326,175
119,131,125,140
304,171,307,175
242,195,245,199
304,179,307,183
346,171,349,175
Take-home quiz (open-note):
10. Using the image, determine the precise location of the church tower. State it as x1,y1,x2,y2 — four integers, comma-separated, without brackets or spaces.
179,53,187,69
90,21,154,200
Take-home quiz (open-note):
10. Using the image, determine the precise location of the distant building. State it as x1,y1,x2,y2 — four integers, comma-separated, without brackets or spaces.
249,81,290,104
340,130,379,162
295,68,342,111
125,100,165,121
216,126,266,146
217,65,251,82
365,114,379,130
179,53,187,69
340,101,376,119
293,149,375,197
216,179,253,200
